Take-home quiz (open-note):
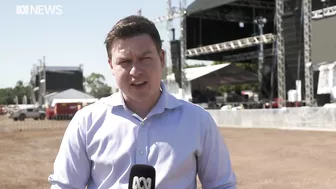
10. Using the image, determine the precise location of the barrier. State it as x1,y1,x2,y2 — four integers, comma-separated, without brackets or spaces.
1,107,335,132
0,115,69,132
208,107,336,131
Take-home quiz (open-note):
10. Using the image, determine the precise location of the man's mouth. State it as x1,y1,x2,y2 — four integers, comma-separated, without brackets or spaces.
131,81,147,86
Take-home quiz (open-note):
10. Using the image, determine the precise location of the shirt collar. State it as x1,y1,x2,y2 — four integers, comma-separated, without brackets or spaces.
103,81,182,112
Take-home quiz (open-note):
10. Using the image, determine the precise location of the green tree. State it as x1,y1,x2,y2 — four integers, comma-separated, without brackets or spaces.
0,88,15,104
84,73,112,98
0,81,33,105
13,81,33,104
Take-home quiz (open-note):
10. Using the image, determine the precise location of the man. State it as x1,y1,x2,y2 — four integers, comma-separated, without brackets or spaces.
48,15,237,189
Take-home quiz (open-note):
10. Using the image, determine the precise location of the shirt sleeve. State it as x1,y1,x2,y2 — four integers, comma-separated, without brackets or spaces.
197,111,237,189
48,110,91,189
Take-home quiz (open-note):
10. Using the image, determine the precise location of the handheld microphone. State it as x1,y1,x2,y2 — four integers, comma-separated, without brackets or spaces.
128,164,156,189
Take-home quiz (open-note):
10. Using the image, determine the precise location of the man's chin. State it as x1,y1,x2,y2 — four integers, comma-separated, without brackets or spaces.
122,91,148,101
131,94,151,102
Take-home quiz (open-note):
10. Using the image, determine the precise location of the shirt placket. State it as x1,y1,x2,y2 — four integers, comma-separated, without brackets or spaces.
135,119,149,164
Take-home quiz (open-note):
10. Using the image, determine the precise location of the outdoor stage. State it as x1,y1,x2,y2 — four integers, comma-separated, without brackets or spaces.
166,0,336,106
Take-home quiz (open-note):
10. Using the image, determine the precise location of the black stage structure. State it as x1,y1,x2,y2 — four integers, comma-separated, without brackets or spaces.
30,57,84,105
186,0,276,102
173,0,336,106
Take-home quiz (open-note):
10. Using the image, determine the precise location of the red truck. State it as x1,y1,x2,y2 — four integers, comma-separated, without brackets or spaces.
0,105,6,115
46,102,82,120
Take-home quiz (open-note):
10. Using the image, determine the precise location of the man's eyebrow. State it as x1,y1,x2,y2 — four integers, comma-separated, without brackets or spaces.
140,50,153,56
115,53,131,61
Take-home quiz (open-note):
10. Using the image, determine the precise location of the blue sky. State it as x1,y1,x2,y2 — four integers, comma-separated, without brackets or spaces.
0,0,196,89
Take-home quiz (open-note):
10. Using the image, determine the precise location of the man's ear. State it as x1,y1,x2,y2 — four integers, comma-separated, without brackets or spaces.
160,49,165,68
108,59,115,75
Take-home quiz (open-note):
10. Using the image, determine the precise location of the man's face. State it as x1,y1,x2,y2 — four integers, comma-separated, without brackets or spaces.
108,34,165,103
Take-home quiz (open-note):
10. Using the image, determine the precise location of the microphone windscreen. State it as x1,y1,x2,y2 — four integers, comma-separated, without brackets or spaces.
128,164,156,189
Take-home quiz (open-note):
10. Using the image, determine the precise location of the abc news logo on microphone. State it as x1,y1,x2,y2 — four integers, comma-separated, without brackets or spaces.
132,176,152,189
129,164,155,189
16,5,63,15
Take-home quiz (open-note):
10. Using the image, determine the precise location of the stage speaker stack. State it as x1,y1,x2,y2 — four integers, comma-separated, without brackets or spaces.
282,0,306,99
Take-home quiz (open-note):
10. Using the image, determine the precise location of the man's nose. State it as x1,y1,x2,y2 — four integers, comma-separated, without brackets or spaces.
129,62,142,76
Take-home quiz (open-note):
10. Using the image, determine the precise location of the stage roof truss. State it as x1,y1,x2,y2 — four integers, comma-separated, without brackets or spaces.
186,0,274,15
188,10,253,22
186,33,275,58
312,5,336,19
151,3,336,24
229,0,275,10
152,8,186,23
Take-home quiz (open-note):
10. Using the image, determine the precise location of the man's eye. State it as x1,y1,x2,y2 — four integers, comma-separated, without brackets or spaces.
141,57,151,60
119,60,131,64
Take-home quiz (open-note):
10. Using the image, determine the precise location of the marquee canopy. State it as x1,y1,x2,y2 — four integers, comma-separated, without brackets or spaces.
167,64,257,85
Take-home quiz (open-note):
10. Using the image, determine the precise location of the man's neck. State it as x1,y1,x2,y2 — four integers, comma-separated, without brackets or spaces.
123,90,161,119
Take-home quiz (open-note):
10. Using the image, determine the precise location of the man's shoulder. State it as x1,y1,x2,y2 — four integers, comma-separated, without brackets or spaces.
168,95,216,132
75,94,117,118
168,94,211,117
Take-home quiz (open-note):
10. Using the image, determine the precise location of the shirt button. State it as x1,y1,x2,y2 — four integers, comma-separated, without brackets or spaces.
140,122,144,126
139,150,144,155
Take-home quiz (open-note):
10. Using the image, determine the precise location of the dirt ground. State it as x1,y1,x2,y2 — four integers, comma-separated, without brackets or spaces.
0,115,336,189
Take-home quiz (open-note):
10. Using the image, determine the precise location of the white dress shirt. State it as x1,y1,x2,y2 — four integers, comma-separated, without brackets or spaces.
48,82,237,189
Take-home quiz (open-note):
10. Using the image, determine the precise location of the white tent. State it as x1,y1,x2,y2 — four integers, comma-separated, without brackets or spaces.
44,88,98,107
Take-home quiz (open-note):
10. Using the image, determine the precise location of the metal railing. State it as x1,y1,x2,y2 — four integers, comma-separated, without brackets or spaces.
1,107,335,132
208,107,336,131
0,115,70,132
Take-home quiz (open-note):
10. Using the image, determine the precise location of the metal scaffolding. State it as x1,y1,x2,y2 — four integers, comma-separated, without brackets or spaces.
150,0,321,106
275,0,286,107
165,0,174,76
303,0,314,106
254,16,267,99
179,0,187,89
37,56,46,106
186,33,275,57
311,5,336,19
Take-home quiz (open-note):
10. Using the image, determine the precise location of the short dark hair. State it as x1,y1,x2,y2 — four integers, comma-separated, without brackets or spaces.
104,15,162,60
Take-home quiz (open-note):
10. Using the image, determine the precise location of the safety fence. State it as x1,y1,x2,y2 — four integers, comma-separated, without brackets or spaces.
208,107,336,131
0,115,70,132
1,107,335,132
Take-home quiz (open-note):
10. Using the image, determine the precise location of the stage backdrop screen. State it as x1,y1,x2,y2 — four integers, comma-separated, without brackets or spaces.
45,70,84,92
